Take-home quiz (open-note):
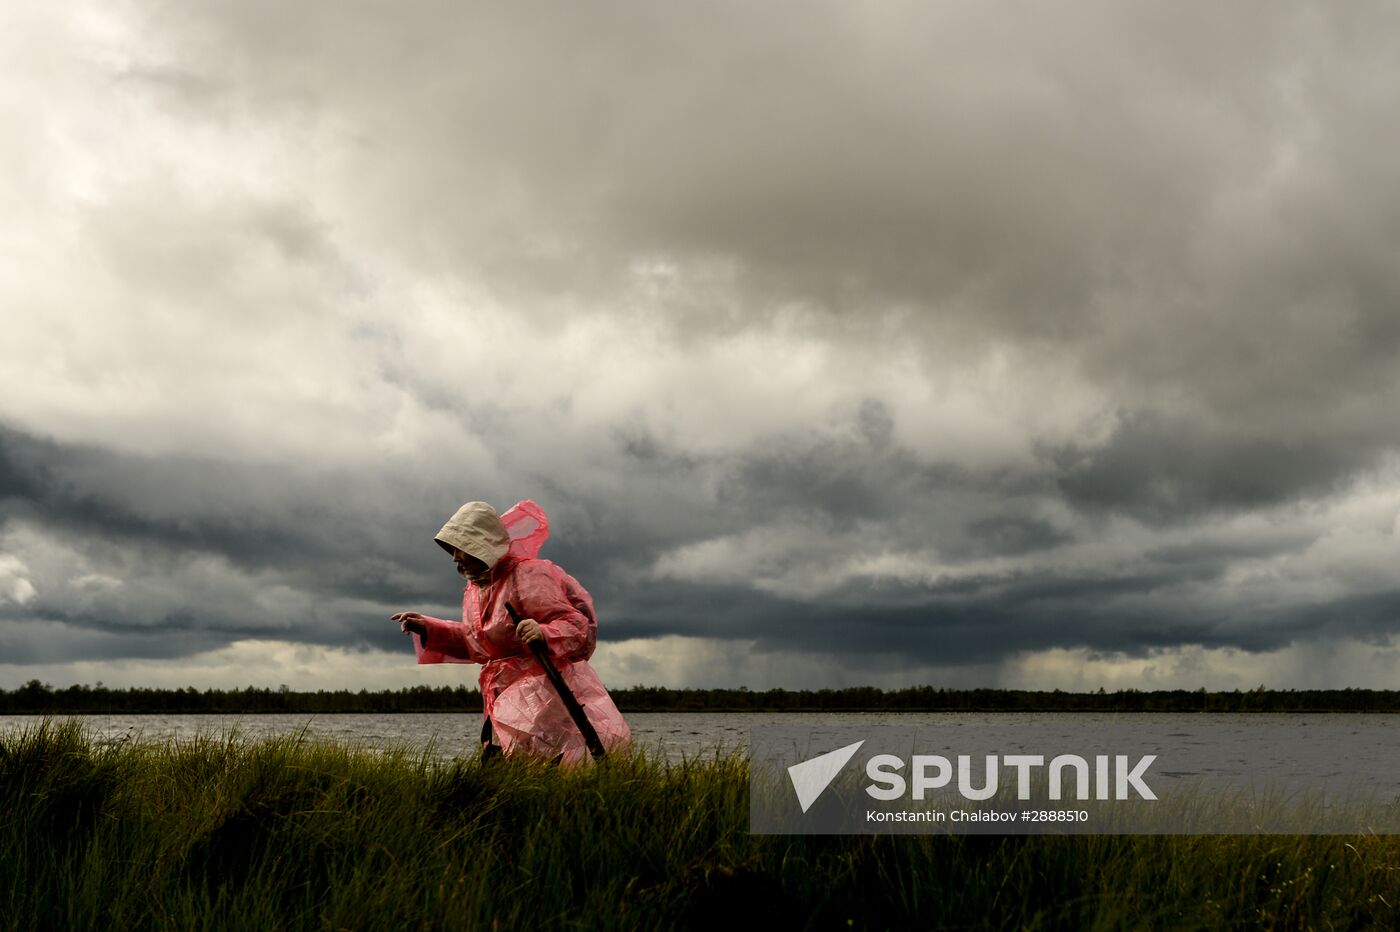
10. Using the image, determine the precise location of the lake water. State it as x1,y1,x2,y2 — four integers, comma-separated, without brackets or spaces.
2,711,754,761
5,711,1400,782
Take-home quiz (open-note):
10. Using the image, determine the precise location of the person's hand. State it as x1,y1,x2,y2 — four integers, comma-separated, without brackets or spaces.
515,617,544,645
392,612,427,636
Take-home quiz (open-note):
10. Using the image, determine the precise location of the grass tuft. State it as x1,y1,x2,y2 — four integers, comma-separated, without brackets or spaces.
4,720,1400,930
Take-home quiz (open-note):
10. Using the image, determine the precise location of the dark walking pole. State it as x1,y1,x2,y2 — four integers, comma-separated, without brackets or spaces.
505,602,607,760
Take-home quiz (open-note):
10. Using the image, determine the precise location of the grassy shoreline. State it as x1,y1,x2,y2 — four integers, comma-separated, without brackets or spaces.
4,720,1399,930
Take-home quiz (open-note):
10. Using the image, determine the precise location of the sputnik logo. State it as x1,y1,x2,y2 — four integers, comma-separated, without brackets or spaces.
787,740,865,813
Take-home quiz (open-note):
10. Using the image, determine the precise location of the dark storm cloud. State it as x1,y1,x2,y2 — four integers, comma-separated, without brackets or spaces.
0,424,455,644
1050,411,1387,521
0,615,221,666
2,400,1397,679
134,0,1400,505
714,400,945,523
5,1,1400,688
964,516,1072,559
607,573,1235,669
603,398,1037,550
124,1,1269,291
629,551,1400,671
0,424,369,571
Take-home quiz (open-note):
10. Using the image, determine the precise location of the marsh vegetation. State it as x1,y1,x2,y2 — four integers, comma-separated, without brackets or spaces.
4,720,1398,930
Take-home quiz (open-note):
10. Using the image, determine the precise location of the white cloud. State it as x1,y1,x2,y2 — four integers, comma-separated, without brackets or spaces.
1001,640,1400,692
0,556,37,606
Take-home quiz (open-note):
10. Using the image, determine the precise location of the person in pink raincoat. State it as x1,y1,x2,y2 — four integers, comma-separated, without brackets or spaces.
391,499,631,764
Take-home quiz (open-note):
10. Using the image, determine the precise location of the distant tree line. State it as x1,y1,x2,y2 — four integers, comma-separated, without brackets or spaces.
611,685,1400,713
0,680,484,714
5,680,1400,714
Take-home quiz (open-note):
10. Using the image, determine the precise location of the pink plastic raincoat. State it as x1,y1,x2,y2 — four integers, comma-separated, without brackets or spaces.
411,500,631,763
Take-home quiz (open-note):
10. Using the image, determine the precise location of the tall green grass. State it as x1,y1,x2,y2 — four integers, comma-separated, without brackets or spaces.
3,719,1399,930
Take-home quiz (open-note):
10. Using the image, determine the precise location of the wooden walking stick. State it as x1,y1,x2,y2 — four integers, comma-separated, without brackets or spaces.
505,602,607,760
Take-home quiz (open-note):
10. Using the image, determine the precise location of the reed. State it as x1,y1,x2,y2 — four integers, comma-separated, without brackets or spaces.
3,719,1398,930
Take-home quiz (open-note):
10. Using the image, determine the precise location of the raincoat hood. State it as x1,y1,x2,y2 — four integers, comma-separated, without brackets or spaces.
434,501,510,569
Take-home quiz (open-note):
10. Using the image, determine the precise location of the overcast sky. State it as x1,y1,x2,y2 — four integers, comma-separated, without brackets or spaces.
4,1,1400,693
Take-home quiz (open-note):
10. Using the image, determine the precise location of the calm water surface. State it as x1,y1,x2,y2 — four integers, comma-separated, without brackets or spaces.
3,711,1399,778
